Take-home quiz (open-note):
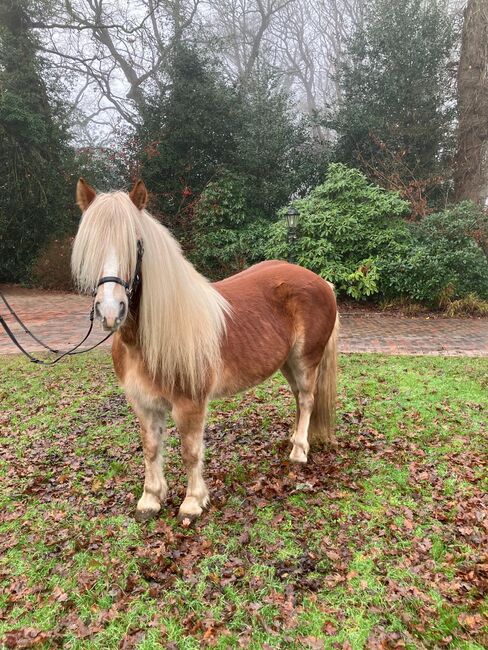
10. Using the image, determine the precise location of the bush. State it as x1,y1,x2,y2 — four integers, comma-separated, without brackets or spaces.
380,203,488,302
188,171,269,279
444,294,488,317
265,165,488,305
31,236,74,291
265,163,411,299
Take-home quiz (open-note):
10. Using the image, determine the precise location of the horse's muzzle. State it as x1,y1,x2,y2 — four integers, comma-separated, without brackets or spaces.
95,300,126,331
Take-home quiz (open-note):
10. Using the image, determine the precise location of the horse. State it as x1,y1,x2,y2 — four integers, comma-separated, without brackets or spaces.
72,179,339,523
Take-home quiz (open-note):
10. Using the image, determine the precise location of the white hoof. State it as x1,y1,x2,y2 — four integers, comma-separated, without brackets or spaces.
289,444,308,464
178,493,209,522
136,490,162,513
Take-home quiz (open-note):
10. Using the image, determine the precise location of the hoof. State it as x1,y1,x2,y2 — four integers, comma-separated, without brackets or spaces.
134,508,159,523
135,487,165,522
177,494,209,524
289,445,308,464
177,511,200,526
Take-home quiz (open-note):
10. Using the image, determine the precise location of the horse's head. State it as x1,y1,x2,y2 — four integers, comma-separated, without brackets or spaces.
72,179,147,332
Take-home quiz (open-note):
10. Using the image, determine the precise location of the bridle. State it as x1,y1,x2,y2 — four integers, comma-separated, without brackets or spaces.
95,239,144,300
0,239,144,366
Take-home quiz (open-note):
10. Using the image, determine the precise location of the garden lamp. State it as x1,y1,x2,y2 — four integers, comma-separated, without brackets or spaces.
285,206,300,263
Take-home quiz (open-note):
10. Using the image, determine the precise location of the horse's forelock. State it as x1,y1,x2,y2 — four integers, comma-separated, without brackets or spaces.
71,192,139,293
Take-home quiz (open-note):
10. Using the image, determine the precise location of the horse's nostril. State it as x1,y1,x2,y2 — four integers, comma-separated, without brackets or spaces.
94,301,102,319
119,301,126,319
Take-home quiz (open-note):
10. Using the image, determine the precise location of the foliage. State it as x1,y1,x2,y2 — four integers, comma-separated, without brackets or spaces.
266,163,411,300
1,352,487,648
0,0,75,283
188,171,269,279
379,202,488,302
444,293,488,317
333,0,455,205
73,147,127,193
134,46,238,228
266,165,488,305
133,46,328,246
231,73,329,217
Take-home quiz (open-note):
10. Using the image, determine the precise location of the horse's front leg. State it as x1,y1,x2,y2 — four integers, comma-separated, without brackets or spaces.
131,403,168,522
172,400,209,522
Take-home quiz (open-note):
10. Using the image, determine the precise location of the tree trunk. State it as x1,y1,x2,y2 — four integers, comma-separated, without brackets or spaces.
453,0,488,205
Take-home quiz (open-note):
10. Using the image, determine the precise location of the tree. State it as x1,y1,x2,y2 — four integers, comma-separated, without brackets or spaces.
33,0,369,145
453,0,488,205
0,0,73,282
134,46,240,232
234,69,329,213
333,0,455,205
31,0,204,142
134,46,328,242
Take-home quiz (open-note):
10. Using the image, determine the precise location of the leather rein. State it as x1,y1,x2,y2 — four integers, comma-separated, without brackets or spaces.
0,240,144,366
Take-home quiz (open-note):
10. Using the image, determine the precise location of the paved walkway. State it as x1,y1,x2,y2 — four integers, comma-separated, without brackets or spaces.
1,287,487,357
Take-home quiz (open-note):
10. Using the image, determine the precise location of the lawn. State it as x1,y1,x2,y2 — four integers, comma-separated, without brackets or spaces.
0,352,487,649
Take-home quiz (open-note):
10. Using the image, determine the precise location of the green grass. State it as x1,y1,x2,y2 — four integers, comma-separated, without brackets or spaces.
0,352,487,649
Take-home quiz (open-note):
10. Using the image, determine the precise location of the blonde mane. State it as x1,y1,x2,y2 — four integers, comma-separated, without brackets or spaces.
72,191,230,396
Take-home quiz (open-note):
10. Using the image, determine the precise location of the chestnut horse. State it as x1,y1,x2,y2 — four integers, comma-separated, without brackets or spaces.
72,179,339,522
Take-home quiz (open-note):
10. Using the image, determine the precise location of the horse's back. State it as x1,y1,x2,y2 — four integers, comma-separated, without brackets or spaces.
215,261,335,320
212,261,337,396
216,260,332,292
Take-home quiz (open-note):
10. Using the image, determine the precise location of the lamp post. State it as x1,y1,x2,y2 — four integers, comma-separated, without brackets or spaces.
285,206,299,264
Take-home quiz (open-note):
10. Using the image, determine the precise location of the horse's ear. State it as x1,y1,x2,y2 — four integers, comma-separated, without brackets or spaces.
129,180,148,210
76,178,96,212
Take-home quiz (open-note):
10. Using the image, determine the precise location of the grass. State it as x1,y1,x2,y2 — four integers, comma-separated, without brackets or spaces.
0,352,487,649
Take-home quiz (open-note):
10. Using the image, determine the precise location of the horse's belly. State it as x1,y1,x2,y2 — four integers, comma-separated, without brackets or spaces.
211,326,291,397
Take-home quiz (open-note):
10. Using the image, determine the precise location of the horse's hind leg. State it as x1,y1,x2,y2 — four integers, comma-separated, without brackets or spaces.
284,362,317,464
281,363,300,444
132,404,168,522
172,400,209,522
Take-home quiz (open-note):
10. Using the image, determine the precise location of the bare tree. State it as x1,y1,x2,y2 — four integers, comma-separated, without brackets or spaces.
33,0,201,141
269,0,365,124
207,0,365,116
31,0,370,144
206,0,295,83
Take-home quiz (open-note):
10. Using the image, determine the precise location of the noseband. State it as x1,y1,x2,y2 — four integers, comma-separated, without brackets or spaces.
95,239,144,300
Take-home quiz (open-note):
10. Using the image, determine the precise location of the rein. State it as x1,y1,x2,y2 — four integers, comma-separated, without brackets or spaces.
0,240,144,366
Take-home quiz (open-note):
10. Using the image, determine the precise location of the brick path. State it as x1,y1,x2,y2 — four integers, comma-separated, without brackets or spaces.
339,312,487,357
1,286,487,357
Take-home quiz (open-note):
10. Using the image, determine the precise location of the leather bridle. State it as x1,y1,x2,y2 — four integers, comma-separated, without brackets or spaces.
95,239,144,300
0,239,144,365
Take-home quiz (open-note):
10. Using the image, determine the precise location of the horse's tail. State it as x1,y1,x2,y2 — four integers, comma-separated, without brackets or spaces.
308,312,339,447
